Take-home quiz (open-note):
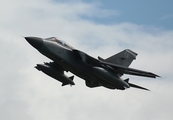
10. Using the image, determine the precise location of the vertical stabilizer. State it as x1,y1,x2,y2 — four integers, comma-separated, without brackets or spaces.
105,49,137,67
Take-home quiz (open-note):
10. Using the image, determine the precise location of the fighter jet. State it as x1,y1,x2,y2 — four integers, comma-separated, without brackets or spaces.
25,37,159,91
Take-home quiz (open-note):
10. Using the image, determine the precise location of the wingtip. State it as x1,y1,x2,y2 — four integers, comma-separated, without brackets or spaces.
148,72,160,78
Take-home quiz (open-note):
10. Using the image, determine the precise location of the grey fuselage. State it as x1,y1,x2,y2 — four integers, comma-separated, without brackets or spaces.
41,40,95,81
25,37,130,90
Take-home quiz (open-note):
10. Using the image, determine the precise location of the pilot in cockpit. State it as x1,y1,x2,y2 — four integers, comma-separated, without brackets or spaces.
44,37,74,50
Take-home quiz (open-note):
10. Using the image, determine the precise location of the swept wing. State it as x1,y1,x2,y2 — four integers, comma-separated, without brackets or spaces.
99,60,160,78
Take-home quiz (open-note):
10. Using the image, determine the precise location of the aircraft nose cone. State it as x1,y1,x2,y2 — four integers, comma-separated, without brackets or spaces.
25,37,43,50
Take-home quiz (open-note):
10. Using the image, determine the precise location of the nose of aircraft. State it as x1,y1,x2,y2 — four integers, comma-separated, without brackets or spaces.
25,37,43,50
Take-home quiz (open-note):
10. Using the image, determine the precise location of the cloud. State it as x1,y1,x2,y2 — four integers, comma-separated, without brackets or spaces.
0,0,173,120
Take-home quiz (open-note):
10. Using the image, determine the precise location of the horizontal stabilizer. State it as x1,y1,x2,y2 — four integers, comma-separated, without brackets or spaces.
128,83,150,91
124,78,149,91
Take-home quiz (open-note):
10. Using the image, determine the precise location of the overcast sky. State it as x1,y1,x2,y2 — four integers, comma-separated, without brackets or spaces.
0,0,173,120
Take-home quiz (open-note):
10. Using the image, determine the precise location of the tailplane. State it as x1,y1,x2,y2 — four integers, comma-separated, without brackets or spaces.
124,78,150,91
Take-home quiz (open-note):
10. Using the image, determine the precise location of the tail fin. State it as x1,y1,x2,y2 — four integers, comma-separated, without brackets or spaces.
104,49,137,67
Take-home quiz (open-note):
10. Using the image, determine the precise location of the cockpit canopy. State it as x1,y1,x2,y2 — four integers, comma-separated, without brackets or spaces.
44,37,74,50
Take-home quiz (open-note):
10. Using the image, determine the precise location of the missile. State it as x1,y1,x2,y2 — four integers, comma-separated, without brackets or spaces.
35,64,75,86
92,67,130,90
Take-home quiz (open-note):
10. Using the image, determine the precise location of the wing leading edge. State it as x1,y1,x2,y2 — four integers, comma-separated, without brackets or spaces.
99,60,160,78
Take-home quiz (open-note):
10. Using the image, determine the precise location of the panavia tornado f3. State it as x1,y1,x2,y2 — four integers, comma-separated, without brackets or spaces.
25,37,160,91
